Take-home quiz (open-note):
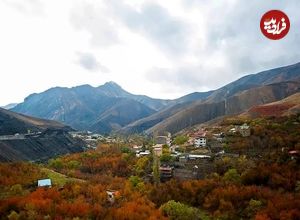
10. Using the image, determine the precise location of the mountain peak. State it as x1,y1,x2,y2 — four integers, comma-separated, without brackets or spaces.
103,81,122,88
97,81,129,97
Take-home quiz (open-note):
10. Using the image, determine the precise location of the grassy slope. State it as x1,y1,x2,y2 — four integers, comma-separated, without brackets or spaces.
41,168,85,187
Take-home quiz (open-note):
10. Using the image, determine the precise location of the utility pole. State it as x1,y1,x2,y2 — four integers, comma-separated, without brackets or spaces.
152,154,160,184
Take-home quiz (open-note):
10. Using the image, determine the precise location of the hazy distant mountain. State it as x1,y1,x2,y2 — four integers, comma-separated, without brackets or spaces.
97,81,172,111
0,108,84,162
12,82,167,133
123,62,300,134
1,103,18,110
11,62,300,135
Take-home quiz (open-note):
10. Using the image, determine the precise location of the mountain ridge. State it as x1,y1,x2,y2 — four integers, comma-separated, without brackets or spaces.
0,107,70,135
146,81,300,134
0,108,84,162
11,62,300,135
123,62,300,134
12,82,168,133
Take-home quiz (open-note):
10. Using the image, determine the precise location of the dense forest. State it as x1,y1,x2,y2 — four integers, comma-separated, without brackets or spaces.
0,114,300,219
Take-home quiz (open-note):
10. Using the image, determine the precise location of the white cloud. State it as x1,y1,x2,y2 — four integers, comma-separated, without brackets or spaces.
0,0,300,106
76,52,110,73
2,0,44,16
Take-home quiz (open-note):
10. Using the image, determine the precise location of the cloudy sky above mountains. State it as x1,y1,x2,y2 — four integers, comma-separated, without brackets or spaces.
1,0,300,105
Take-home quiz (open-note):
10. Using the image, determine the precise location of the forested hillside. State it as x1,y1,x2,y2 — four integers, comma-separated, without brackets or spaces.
1,114,299,219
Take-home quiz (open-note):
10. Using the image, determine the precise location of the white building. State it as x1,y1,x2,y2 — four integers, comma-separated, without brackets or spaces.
136,150,150,157
194,137,207,147
188,154,211,159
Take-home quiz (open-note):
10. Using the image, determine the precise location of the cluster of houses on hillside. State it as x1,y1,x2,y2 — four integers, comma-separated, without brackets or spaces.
70,123,252,182
69,131,120,148
135,144,165,157
38,123,255,200
150,124,251,181
131,130,216,181
135,133,171,158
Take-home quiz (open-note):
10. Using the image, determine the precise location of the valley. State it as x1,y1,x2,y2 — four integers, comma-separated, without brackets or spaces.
1,62,300,219
0,112,299,219
2,1,300,219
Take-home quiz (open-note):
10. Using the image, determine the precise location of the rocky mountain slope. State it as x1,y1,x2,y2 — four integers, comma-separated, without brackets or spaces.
146,81,300,134
206,62,300,103
0,108,84,162
124,62,300,134
0,107,69,135
120,92,214,134
90,99,155,133
10,62,300,135
12,82,163,133
245,92,300,117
